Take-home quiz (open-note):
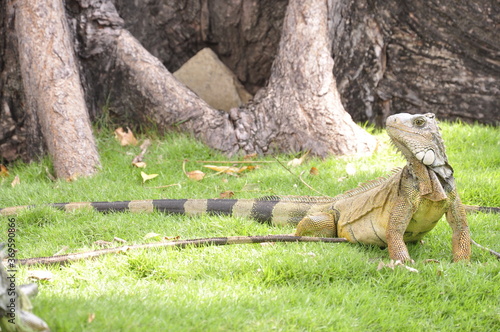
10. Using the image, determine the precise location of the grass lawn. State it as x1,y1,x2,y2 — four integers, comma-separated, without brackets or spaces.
1,121,499,331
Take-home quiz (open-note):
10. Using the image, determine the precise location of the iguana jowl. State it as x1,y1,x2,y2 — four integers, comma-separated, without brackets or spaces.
1,113,477,262
293,112,471,262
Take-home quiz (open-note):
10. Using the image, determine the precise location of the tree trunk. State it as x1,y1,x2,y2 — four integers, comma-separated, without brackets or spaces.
112,0,499,125
331,0,500,125
235,0,376,156
2,0,497,166
15,0,100,179
73,0,375,157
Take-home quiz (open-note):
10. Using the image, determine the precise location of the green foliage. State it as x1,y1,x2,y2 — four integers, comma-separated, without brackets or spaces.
1,121,499,331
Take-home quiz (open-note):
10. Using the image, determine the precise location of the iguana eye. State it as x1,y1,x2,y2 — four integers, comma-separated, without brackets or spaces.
413,117,426,127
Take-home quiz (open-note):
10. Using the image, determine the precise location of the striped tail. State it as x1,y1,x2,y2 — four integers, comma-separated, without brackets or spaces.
0,196,335,226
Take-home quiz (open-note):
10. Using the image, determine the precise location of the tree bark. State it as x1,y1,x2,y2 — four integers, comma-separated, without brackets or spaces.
15,0,100,179
74,0,375,157
112,0,499,125
331,0,500,125
3,0,497,166
233,0,376,156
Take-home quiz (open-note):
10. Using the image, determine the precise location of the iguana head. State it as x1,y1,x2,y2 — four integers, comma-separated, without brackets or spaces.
386,113,453,180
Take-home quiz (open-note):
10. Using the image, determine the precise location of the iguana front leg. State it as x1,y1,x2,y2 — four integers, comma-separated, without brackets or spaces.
446,192,471,262
386,196,416,263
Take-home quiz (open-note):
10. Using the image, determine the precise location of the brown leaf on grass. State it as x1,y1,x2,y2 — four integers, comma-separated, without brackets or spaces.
204,165,258,175
164,236,181,241
141,171,159,183
0,164,8,177
114,127,138,146
243,166,258,172
132,161,147,168
182,159,205,181
243,153,257,160
219,191,234,199
65,173,80,182
11,175,20,187
204,165,239,173
186,170,205,181
287,151,310,167
309,167,319,176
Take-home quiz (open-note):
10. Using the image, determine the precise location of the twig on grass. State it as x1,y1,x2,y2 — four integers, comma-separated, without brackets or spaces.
11,235,348,266
471,238,500,260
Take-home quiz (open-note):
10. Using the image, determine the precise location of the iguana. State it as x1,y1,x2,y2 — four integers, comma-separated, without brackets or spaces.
1,113,498,264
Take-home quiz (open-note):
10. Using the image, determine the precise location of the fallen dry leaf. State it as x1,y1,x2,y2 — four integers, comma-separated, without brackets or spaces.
243,153,257,160
204,165,257,175
114,127,138,146
219,191,235,199
141,171,159,183
204,165,239,173
132,161,147,168
186,170,205,181
0,164,8,177
65,173,80,182
11,175,20,187
287,151,310,167
287,158,303,167
164,236,181,241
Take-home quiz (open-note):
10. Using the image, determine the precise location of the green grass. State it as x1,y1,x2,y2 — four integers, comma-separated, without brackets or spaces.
1,122,499,331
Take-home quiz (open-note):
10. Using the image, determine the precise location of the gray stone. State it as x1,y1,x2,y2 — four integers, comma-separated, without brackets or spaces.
173,48,252,111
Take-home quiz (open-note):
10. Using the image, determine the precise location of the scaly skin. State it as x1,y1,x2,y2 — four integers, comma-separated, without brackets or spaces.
1,113,484,263
295,113,471,262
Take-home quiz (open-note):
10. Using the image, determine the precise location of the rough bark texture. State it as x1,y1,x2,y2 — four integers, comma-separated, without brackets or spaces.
71,0,375,156
0,0,43,162
16,0,100,179
1,0,498,165
111,0,499,125
71,0,240,154
232,0,376,155
331,0,500,125
112,0,288,94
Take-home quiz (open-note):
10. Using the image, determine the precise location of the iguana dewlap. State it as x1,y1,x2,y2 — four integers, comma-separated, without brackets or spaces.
296,113,470,262
0,113,472,262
